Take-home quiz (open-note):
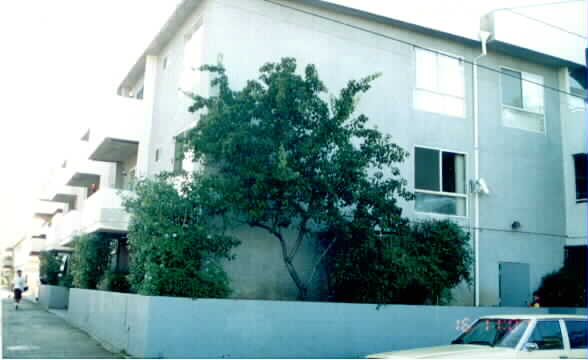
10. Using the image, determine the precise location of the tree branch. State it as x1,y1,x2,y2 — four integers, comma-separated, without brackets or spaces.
288,217,309,261
250,220,308,300
307,237,337,287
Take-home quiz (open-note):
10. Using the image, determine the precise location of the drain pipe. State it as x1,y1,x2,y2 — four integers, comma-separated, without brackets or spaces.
473,31,491,307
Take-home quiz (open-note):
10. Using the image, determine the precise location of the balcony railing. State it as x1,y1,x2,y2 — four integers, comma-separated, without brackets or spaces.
45,210,82,250
64,141,113,188
81,187,131,233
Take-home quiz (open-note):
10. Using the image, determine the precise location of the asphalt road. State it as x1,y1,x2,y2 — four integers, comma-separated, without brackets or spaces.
2,296,120,359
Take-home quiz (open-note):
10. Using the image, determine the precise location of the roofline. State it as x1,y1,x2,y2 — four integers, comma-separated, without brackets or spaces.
117,0,585,93
118,0,204,95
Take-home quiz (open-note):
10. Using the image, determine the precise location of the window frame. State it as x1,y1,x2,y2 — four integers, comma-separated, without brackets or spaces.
178,19,204,97
499,66,546,134
573,153,587,203
173,123,199,173
413,145,468,218
522,319,566,351
568,68,587,110
562,319,588,350
413,47,466,118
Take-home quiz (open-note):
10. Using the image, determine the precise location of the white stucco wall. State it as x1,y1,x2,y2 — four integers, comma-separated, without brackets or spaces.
125,0,570,304
560,69,587,246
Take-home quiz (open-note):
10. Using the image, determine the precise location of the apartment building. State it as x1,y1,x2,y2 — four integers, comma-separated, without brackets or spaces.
1,245,14,288
17,0,583,306
6,200,65,298
111,0,587,306
38,97,143,275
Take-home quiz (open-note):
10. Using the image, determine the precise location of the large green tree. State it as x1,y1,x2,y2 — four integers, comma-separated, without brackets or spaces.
183,58,413,299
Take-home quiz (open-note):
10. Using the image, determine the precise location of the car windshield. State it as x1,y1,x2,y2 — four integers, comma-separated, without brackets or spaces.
452,319,530,348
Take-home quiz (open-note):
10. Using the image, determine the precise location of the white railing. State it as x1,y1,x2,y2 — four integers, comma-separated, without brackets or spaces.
81,187,132,233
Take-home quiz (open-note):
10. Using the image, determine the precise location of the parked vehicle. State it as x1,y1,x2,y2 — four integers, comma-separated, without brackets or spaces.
367,314,587,359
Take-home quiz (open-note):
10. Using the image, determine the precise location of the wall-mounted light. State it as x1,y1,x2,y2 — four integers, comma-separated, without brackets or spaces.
470,178,490,195
511,221,521,230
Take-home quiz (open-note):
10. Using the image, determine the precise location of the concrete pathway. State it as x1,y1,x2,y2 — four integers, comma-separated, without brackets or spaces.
2,298,121,359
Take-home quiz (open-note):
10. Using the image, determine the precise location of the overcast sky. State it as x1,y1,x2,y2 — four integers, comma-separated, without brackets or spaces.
0,0,585,247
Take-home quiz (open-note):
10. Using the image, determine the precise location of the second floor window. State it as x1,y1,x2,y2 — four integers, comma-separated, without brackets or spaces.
414,147,466,216
569,68,587,110
414,48,465,118
501,68,545,133
573,153,587,202
179,23,203,96
174,132,196,174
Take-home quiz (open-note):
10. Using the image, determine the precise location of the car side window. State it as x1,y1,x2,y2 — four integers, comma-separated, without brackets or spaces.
565,320,588,349
528,321,564,350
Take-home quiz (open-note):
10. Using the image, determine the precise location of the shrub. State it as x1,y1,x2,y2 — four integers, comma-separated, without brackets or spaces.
39,251,62,285
97,271,131,293
122,174,240,298
535,267,587,307
326,219,472,305
58,272,74,288
69,233,112,289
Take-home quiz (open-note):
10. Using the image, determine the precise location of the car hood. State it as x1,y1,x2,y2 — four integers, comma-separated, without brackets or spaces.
367,344,515,359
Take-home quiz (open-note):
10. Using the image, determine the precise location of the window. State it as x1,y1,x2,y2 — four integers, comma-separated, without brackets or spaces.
414,147,466,216
500,68,545,133
155,148,161,162
414,48,465,117
136,87,144,100
569,68,587,109
179,23,203,95
565,320,587,349
173,132,195,173
162,56,169,70
527,321,563,350
573,153,587,202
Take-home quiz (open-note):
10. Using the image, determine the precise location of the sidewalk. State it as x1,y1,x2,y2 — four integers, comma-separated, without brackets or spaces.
2,298,121,359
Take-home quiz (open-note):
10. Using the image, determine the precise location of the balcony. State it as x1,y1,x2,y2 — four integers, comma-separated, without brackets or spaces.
41,171,81,209
87,97,142,163
45,210,82,251
34,200,66,223
81,187,131,234
64,141,113,189
29,236,46,256
2,256,13,269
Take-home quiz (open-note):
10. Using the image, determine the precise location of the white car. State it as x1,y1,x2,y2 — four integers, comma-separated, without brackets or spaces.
368,314,587,359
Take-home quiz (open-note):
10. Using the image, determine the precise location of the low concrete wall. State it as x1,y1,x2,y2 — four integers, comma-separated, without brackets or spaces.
67,289,587,359
39,285,69,309
68,289,150,355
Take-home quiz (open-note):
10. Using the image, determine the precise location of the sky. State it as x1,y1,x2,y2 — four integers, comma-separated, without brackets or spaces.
0,0,585,248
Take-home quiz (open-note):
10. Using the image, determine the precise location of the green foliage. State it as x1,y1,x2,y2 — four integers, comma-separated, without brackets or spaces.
58,271,73,288
97,271,131,293
69,233,112,289
39,251,62,286
183,58,413,299
325,219,472,305
535,266,586,307
121,173,240,298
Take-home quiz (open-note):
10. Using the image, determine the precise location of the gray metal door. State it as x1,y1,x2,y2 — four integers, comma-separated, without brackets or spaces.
499,262,530,307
